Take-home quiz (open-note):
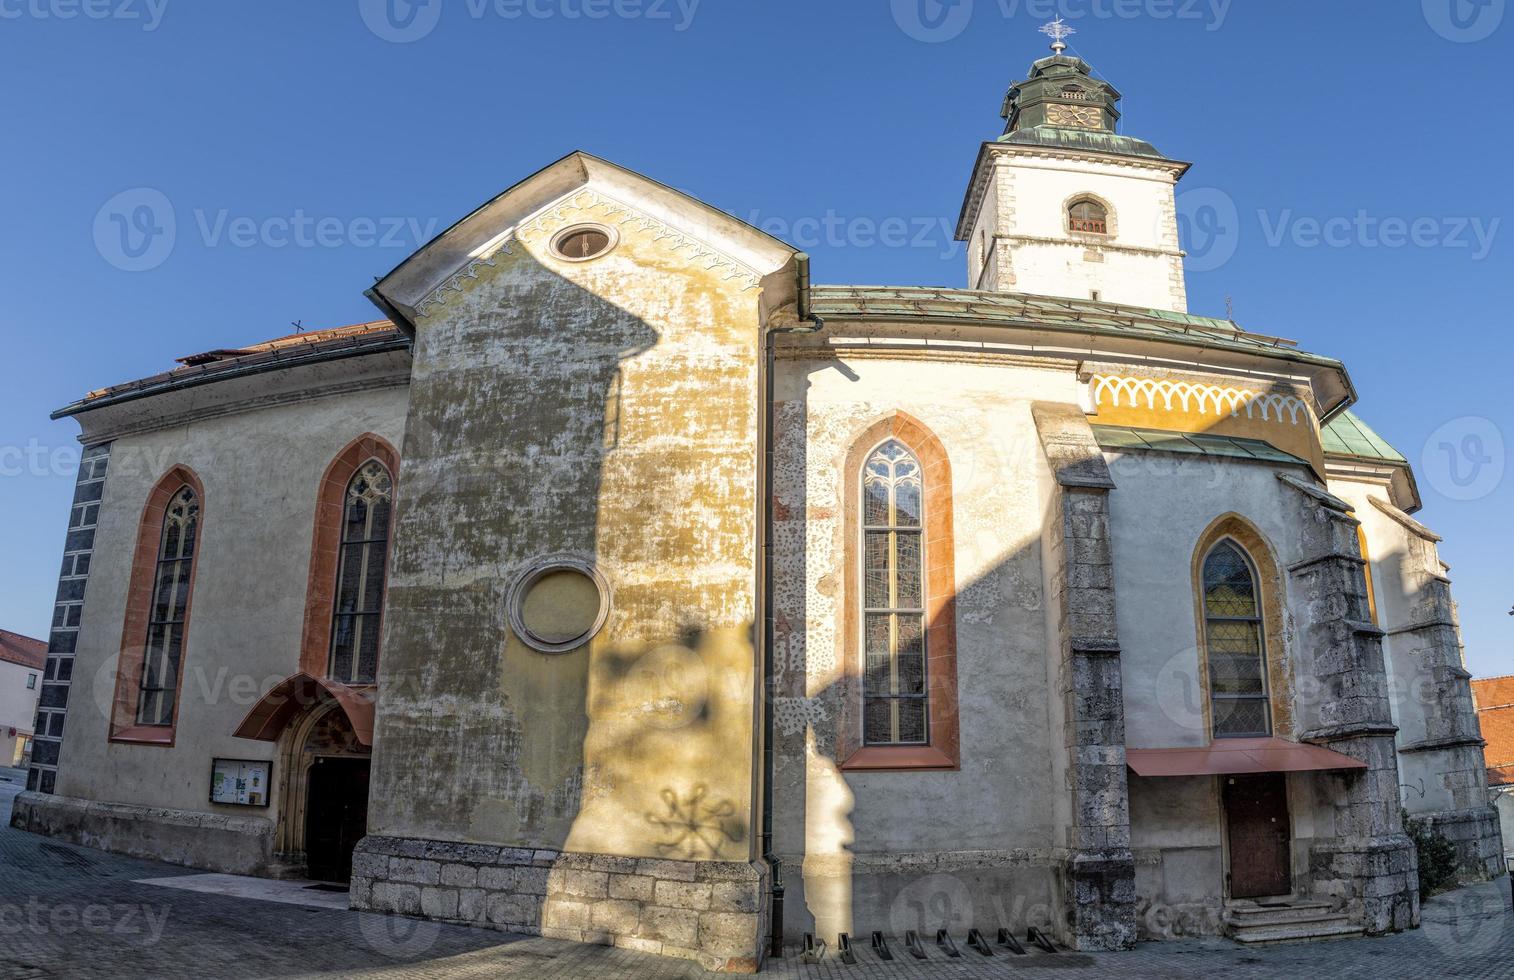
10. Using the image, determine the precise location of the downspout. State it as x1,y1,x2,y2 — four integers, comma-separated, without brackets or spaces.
762,253,821,959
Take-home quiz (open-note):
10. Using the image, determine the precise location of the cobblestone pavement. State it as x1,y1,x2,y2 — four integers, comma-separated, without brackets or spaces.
2,773,1511,979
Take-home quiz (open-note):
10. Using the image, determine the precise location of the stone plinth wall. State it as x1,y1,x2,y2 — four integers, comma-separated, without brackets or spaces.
9,790,276,876
1424,806,1506,881
350,835,769,973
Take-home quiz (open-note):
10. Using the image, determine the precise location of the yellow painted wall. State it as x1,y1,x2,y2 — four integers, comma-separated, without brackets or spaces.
370,191,765,863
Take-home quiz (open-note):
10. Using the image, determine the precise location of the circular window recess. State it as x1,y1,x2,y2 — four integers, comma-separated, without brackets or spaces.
551,224,617,262
507,557,611,654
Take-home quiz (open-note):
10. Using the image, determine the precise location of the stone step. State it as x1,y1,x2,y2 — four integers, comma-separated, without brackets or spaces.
1229,917,1364,946
1225,902,1335,926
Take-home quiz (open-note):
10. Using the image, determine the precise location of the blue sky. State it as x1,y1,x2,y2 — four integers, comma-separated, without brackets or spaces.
1,1,1510,677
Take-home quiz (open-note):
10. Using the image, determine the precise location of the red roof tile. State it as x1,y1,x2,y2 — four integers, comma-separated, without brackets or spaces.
79,320,401,404
1473,676,1514,786
0,629,46,670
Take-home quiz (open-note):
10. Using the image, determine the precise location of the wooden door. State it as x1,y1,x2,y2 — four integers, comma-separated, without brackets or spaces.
1223,772,1291,899
305,757,370,884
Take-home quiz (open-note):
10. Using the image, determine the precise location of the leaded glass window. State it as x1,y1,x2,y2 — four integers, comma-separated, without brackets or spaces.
862,440,928,746
1203,541,1271,737
137,486,198,726
329,461,393,684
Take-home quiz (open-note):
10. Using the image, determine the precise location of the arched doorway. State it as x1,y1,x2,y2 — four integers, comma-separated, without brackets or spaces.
274,700,372,883
234,672,376,884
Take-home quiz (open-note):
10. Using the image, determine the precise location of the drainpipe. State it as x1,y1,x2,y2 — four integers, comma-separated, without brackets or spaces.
761,253,822,959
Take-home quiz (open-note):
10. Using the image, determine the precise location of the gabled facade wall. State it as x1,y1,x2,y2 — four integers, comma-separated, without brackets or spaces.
351,188,778,973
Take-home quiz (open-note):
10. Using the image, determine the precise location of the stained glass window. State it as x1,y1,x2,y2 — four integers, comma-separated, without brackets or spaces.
137,486,198,726
1203,541,1270,737
862,440,928,746
329,461,393,684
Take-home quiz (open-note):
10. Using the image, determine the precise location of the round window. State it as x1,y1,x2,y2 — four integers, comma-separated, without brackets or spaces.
552,225,614,261
508,557,611,653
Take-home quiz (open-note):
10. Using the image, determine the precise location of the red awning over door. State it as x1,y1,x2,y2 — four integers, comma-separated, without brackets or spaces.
232,672,376,747
1126,737,1367,777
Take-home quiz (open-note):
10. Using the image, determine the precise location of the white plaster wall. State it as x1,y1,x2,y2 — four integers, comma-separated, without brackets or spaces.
1108,453,1311,749
1007,245,1179,310
0,658,42,737
56,385,408,819
1110,452,1398,914
978,154,1184,310
1496,787,1514,860
769,355,1077,830
769,353,1080,937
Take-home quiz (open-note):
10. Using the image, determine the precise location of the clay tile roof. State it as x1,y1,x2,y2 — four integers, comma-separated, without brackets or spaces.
1472,675,1514,711
173,321,396,367
0,629,47,670
1472,676,1514,782
64,320,404,415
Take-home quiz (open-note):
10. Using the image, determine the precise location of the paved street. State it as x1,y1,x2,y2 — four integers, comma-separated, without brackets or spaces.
2,770,1511,979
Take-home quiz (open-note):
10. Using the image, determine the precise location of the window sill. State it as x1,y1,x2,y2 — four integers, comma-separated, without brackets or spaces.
840,745,957,772
109,725,176,746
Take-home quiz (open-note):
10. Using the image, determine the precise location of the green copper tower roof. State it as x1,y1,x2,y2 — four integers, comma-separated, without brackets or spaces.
999,51,1172,161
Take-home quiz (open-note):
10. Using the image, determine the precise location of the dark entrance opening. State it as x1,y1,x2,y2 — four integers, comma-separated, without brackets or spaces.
305,756,369,884
1224,772,1291,899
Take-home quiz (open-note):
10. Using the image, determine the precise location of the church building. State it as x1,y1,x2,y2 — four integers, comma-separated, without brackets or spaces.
13,34,1503,972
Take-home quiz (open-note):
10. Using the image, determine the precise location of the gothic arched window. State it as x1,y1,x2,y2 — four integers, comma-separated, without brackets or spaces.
1202,541,1271,738
862,439,928,746
137,486,200,727
1068,199,1109,235
328,461,394,684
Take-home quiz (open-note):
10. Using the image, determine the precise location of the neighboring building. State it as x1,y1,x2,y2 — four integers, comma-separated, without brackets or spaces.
1471,676,1514,863
11,37,1503,972
0,629,46,767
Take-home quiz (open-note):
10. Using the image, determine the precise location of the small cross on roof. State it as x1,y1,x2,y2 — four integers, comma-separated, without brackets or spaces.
1040,17,1076,54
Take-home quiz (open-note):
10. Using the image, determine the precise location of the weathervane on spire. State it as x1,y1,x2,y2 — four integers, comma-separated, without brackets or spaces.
1040,17,1076,54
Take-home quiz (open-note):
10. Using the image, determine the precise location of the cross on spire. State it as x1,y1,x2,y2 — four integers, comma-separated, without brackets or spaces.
1040,17,1076,54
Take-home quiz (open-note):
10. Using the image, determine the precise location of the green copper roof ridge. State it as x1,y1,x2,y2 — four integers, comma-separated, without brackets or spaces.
806,285,1346,371
1321,410,1408,464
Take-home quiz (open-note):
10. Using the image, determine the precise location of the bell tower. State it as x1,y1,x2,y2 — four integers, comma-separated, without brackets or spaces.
955,21,1192,311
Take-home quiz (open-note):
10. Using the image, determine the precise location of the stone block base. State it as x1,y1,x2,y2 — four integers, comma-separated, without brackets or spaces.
1308,835,1419,934
1061,849,1137,950
1420,806,1505,881
782,849,1060,948
8,791,275,876
350,836,768,973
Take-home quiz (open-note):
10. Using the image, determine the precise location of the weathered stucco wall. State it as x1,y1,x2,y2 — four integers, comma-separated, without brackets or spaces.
1108,453,1310,750
769,348,1077,942
1329,476,1503,877
368,192,764,866
1108,453,1343,926
967,153,1186,311
37,384,407,868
